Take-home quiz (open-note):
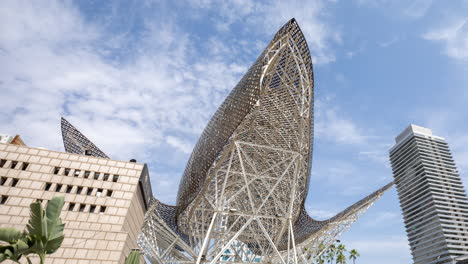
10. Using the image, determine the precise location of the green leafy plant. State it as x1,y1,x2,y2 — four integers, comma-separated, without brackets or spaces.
0,197,65,264
124,249,142,264
349,249,360,264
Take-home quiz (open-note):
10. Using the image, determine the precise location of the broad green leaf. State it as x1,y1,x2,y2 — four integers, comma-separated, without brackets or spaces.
27,202,47,239
0,227,23,243
45,197,64,240
124,250,142,264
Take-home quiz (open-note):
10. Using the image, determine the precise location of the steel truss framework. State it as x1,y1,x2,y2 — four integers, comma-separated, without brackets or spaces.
136,18,393,264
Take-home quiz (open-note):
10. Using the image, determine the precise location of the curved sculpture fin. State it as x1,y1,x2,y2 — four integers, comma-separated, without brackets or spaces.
61,117,109,158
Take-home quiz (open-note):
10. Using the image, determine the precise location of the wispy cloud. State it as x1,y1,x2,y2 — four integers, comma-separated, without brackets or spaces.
423,18,468,61
403,0,433,19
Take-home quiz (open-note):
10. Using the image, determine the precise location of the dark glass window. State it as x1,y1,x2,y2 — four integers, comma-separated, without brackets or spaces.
89,205,96,213
54,167,60,175
112,175,119,182
21,163,29,171
79,204,86,212
77,186,83,194
68,203,76,211
84,171,91,178
10,161,17,169
100,206,106,213
74,170,80,177
0,195,8,204
94,173,100,180
86,188,93,196
0,177,6,186
55,184,63,192
103,174,110,181
0,159,6,168
97,188,103,197
66,185,73,193
64,168,71,176
107,190,113,197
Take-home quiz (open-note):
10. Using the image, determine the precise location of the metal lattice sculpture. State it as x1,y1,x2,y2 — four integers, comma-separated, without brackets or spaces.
61,117,109,158
138,18,393,264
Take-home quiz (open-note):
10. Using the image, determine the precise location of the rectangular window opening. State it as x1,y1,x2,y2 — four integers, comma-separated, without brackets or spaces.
93,173,100,180
64,168,71,176
53,167,60,175
10,161,18,169
89,205,96,213
84,171,91,178
0,195,8,204
77,186,83,194
74,170,81,177
103,174,110,181
86,188,93,196
55,184,63,192
0,159,6,168
100,206,106,214
11,178,19,187
68,202,76,211
0,177,7,186
96,188,103,197
79,204,86,212
112,175,119,182
66,185,73,193
21,162,29,171
106,190,113,197
44,182,52,191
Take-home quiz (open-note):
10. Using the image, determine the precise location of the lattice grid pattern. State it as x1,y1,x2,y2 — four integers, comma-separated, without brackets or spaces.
138,18,393,264
61,117,109,158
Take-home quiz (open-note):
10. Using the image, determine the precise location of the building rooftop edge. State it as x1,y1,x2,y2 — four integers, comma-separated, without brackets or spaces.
390,124,445,152
0,142,144,166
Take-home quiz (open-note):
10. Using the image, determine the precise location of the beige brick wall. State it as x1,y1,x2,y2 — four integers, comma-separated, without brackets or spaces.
0,143,147,264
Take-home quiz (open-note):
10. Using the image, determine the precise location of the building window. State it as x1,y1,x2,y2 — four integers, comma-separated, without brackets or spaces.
44,182,52,191
84,171,91,178
103,174,110,181
74,170,81,177
100,206,106,214
53,167,60,175
66,185,73,193
68,203,76,211
89,205,96,213
55,184,63,192
0,159,6,168
112,175,119,182
106,190,113,197
0,177,6,186
11,178,19,187
64,168,71,176
10,161,18,169
21,162,29,171
94,173,100,180
77,186,83,194
79,204,86,212
96,188,103,197
0,195,8,204
86,188,93,196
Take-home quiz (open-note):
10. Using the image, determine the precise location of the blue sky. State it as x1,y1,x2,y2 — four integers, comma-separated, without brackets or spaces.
1,1,468,263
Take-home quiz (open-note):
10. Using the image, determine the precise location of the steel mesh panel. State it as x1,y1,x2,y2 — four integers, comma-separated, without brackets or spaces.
61,117,109,158
139,19,393,264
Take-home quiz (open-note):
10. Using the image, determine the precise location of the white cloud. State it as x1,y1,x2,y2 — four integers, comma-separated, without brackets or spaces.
403,0,433,19
379,36,399,48
315,107,366,145
166,136,194,154
423,18,468,61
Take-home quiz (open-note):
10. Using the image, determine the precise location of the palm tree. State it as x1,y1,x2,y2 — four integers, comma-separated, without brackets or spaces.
335,244,347,264
325,244,336,263
349,249,360,264
0,197,65,264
